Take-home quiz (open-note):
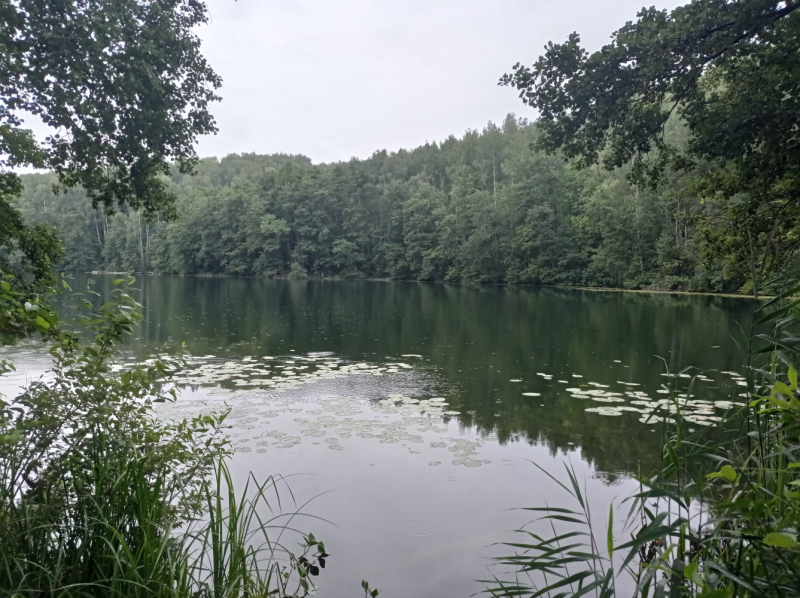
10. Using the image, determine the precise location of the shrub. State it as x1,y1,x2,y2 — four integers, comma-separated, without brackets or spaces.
0,277,329,597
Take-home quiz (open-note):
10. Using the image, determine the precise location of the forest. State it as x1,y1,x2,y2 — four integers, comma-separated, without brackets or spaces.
15,114,756,294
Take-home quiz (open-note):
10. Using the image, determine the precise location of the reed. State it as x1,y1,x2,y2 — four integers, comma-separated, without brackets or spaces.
0,277,329,597
485,275,800,596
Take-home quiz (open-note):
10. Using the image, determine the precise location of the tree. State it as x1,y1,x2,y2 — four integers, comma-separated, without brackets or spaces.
13,116,754,292
1,0,220,341
500,0,800,290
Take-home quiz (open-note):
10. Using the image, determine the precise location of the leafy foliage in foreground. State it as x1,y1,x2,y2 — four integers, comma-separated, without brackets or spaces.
1,0,220,341
0,278,331,597
485,276,800,597
485,5,800,588
1,0,220,216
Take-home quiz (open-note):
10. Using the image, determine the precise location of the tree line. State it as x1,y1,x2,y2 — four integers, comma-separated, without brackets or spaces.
16,114,752,293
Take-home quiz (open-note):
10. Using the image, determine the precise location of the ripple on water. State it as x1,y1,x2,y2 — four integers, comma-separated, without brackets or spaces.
402,519,440,537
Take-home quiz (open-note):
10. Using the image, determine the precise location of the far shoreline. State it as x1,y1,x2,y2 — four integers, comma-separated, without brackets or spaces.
79,270,765,300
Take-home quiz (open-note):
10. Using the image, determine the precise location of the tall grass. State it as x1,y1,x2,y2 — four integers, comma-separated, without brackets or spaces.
189,460,330,598
0,277,329,597
485,277,800,597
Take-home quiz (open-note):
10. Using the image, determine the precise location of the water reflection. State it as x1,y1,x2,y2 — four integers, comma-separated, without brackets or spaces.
2,276,756,596
72,276,755,473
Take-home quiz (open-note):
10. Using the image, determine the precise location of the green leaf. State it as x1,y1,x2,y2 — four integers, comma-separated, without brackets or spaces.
763,532,798,548
789,367,798,390
606,503,614,561
35,316,51,330
698,588,733,598
774,380,794,398
540,514,587,524
684,560,704,586
707,465,737,483
2,431,23,444
0,281,9,291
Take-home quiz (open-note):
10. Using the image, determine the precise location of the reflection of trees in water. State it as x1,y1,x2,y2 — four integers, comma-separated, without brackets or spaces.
58,276,754,478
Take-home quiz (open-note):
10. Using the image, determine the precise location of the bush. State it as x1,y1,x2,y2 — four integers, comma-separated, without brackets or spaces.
0,277,329,597
287,263,309,280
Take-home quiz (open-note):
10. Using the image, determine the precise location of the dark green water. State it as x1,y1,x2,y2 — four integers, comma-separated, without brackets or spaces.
2,276,756,596
93,276,754,469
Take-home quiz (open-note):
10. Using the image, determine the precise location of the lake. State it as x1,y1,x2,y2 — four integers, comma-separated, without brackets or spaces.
0,276,757,597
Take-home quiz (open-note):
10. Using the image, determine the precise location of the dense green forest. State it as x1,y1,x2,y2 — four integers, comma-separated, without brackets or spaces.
16,115,749,292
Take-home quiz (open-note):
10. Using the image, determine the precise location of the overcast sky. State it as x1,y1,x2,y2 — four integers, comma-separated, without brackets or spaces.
196,0,686,163
24,0,686,166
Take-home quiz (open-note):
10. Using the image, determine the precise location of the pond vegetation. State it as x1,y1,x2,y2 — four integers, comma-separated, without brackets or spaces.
2,0,800,595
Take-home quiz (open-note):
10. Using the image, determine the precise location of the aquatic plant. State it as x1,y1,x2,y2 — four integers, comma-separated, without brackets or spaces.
485,278,800,596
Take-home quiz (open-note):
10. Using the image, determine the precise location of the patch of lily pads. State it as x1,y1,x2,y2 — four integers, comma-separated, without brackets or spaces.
544,368,748,425
124,351,752,467
148,352,495,468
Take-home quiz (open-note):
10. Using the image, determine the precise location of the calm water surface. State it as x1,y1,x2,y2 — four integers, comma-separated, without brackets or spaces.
0,277,757,597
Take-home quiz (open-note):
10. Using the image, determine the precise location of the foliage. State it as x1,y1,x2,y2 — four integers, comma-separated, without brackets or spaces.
361,580,381,597
1,0,220,215
0,0,220,340
483,5,800,589
482,462,617,597
190,461,331,598
15,118,758,293
1,3,351,596
0,278,331,597
484,275,800,597
500,0,800,289
0,267,61,346
1,177,63,345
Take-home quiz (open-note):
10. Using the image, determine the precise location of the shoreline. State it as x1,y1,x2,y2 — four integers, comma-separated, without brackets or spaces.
81,270,763,300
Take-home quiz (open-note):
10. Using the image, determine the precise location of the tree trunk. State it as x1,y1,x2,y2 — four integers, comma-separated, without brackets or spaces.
138,214,145,272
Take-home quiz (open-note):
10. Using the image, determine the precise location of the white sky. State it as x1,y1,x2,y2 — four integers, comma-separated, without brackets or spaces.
22,0,687,166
